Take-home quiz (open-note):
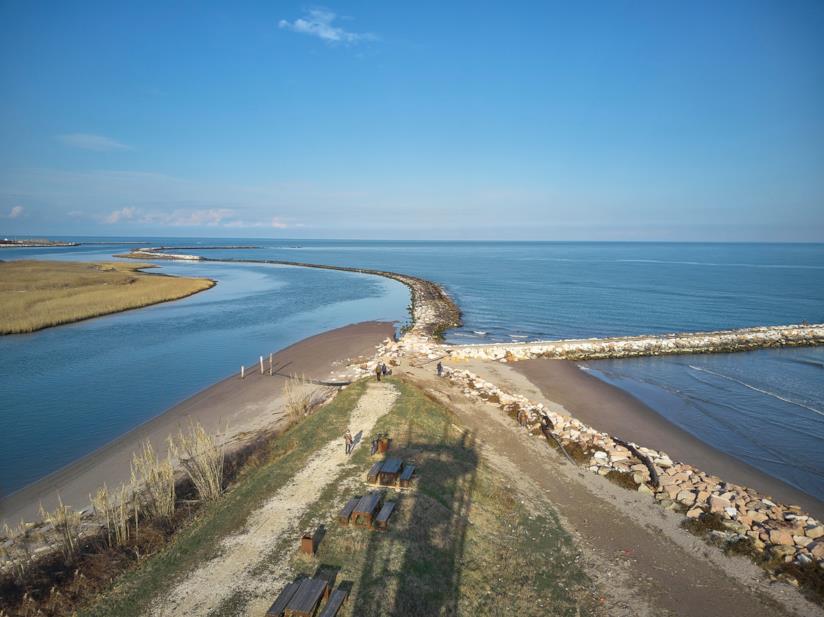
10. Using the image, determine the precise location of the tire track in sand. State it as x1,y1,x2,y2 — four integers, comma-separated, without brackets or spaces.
150,381,399,617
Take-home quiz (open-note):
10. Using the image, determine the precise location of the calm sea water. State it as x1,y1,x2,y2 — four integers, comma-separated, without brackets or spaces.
1,239,823,501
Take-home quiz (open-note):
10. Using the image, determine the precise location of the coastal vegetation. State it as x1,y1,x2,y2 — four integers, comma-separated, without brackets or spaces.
0,260,215,334
0,377,599,616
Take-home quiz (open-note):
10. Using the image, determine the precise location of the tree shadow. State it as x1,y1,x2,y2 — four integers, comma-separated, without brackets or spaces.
350,417,478,616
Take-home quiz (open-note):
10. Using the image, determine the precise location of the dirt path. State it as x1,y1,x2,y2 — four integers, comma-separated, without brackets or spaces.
404,361,823,617
149,381,399,617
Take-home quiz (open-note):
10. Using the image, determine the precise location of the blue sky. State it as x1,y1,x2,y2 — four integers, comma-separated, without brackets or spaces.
1,1,822,240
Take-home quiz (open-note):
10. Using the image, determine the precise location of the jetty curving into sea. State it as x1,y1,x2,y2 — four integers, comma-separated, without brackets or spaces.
122,247,824,356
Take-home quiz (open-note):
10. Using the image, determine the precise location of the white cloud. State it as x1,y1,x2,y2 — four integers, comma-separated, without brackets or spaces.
102,207,237,227
271,217,288,229
8,205,24,219
278,9,373,44
103,207,137,224
57,133,132,151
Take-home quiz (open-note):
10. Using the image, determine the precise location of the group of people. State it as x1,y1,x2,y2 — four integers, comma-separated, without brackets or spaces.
374,362,391,381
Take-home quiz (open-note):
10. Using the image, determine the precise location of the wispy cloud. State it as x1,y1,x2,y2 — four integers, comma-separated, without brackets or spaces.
278,9,374,44
103,207,136,224
57,133,132,151
100,205,293,229
7,205,24,219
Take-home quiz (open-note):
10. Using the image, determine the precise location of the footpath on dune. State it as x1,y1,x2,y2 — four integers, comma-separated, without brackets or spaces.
150,382,399,617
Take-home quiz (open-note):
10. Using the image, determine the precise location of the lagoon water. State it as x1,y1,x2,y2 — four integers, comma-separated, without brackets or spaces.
0,245,409,495
1,240,823,500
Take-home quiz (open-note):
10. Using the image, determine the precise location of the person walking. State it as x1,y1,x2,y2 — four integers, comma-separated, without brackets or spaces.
344,428,353,455
375,364,382,382
437,361,443,377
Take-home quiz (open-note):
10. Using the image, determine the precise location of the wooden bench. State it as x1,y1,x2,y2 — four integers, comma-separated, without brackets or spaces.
318,588,348,617
373,501,396,530
338,496,360,525
398,464,415,488
366,461,383,483
266,580,301,616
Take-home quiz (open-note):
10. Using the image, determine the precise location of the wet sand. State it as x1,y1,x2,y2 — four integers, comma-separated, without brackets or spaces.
511,358,824,520
0,321,393,526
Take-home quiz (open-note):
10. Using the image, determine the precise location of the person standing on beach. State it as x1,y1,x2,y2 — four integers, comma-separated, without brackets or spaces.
375,364,382,382
437,361,443,377
344,428,353,455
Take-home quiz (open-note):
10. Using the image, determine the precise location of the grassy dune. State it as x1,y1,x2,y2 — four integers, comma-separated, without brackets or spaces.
0,260,215,334
82,378,596,617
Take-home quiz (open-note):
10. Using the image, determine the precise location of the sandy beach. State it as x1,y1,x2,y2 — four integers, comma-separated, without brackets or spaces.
504,358,824,520
0,321,394,526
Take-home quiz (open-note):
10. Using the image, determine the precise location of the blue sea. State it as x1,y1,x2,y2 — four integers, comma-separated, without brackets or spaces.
1,240,823,501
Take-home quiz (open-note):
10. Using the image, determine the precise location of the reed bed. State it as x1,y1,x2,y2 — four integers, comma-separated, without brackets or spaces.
0,260,214,334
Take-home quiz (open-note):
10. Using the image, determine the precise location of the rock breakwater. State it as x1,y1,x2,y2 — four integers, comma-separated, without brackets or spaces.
120,249,462,340
441,364,824,583
446,323,824,362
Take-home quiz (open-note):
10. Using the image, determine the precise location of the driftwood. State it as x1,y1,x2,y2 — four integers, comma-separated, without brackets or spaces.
539,414,577,466
613,437,660,488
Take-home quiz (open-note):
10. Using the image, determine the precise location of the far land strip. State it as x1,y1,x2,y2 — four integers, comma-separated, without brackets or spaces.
0,260,215,335
2,247,824,616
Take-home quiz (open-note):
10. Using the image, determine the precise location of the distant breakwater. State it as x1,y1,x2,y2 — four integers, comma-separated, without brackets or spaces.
122,248,823,357
120,249,463,340
446,323,824,361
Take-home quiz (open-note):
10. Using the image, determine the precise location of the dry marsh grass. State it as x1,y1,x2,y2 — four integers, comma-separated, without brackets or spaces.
0,260,214,334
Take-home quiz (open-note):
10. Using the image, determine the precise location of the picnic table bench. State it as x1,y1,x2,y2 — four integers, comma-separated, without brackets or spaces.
366,461,383,483
318,588,349,617
351,491,383,526
373,501,396,530
284,577,328,617
266,580,301,616
398,464,415,488
366,458,416,487
338,496,360,525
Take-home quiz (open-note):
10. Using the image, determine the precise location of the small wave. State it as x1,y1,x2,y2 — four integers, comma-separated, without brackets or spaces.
472,330,488,336
788,358,824,369
688,365,824,417
510,334,528,339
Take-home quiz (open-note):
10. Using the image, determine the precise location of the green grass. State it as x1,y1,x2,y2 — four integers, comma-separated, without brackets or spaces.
83,377,597,617
0,260,214,334
264,378,597,617
79,380,368,617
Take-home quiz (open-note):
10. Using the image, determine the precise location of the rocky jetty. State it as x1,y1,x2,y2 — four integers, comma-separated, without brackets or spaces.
446,323,824,361
122,248,463,340
441,364,824,580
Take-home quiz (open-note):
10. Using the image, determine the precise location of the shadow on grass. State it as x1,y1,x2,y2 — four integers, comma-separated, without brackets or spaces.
350,420,479,617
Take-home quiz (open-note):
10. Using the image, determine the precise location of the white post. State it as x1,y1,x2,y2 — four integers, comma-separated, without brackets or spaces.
241,365,245,379
259,356,264,374
269,353,273,376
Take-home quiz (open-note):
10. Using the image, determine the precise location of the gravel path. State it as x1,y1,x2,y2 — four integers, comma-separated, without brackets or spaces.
149,381,399,617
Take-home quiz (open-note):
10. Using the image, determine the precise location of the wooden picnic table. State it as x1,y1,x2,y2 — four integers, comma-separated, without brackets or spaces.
285,577,328,617
352,491,383,526
378,457,403,485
